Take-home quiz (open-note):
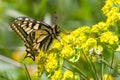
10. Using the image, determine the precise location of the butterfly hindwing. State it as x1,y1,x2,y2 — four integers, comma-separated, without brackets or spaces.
11,17,60,61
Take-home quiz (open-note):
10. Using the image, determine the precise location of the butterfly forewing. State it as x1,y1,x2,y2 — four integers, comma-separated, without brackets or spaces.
11,17,60,61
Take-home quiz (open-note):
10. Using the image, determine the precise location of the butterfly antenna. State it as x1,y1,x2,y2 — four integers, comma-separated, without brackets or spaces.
52,12,58,26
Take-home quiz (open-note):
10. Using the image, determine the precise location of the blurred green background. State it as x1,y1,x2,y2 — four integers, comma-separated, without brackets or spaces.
0,0,105,80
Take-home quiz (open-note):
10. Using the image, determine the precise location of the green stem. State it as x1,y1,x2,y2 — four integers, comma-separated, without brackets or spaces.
65,59,89,80
82,50,98,79
89,56,98,80
24,64,31,80
99,59,120,75
101,56,104,80
110,50,114,73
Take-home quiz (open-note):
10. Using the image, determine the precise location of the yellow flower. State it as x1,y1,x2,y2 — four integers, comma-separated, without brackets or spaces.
61,35,72,45
35,64,44,76
100,31,113,43
45,52,58,72
52,39,61,49
109,36,118,45
86,38,97,48
106,7,120,26
70,28,81,38
100,31,118,45
35,50,46,76
82,43,89,53
51,70,62,80
91,22,108,33
61,44,75,58
102,74,113,80
102,0,113,15
71,33,87,47
106,7,119,17
102,0,120,27
91,24,99,33
114,0,120,4
80,26,90,33
62,70,73,80
61,26,89,49
35,50,46,64
70,26,90,37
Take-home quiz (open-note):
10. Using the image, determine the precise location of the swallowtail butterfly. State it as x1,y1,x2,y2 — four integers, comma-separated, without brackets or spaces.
11,17,60,61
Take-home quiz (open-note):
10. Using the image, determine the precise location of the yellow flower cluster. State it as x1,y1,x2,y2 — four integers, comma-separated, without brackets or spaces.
35,50,46,76
52,39,61,49
35,0,120,79
70,26,90,45
102,0,120,26
45,51,58,73
51,70,79,80
61,44,75,58
100,31,118,45
35,50,59,76
62,70,74,80
81,38,97,55
91,22,108,33
51,70,62,80
86,38,97,48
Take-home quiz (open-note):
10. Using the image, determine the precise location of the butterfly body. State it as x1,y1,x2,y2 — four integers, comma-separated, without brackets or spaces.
11,17,60,61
